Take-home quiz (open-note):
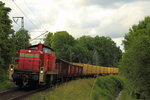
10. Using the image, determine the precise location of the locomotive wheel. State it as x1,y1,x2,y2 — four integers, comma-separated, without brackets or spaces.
16,80,23,88
22,78,28,87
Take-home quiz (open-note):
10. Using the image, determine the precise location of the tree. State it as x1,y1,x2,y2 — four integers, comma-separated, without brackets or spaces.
92,50,100,66
76,36,122,67
48,31,121,66
123,16,150,51
0,1,15,68
121,16,150,100
70,44,89,63
43,32,53,47
14,29,30,51
121,35,150,99
93,36,122,67
51,31,75,61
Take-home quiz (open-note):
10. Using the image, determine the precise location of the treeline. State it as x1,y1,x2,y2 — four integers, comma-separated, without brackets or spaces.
43,31,122,67
120,17,150,100
0,1,30,80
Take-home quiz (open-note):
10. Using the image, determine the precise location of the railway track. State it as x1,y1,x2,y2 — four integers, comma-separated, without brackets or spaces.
0,86,50,100
0,88,18,96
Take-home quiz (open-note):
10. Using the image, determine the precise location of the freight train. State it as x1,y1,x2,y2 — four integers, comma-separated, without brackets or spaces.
9,43,118,88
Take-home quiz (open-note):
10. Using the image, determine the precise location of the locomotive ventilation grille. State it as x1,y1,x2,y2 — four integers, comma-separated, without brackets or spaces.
20,53,39,58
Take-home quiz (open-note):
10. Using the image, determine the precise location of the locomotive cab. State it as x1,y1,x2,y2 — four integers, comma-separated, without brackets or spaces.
9,43,57,87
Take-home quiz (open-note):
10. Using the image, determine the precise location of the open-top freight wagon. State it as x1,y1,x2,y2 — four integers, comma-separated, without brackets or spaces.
72,63,118,77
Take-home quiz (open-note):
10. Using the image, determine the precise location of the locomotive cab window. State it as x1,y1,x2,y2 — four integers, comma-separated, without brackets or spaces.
28,46,38,50
43,47,51,54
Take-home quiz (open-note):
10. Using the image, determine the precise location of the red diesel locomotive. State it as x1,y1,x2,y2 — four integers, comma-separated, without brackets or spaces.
9,43,83,87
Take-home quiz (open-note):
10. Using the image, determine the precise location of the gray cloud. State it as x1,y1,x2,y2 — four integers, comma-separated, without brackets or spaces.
79,0,149,8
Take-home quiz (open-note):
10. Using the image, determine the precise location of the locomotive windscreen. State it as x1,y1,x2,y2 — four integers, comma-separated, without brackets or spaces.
28,46,38,50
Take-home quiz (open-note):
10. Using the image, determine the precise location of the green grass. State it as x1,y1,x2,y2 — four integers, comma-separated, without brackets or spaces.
0,80,16,90
27,78,95,100
27,75,123,100
0,70,16,90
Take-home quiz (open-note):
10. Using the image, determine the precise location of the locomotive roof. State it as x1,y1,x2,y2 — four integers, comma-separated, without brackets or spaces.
28,44,54,51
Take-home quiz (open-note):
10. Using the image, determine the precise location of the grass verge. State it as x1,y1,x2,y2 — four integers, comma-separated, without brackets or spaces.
0,80,16,90
27,75,123,100
0,70,16,90
27,78,95,100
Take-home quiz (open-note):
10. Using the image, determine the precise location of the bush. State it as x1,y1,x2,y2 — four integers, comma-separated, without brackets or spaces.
92,75,123,100
0,69,7,81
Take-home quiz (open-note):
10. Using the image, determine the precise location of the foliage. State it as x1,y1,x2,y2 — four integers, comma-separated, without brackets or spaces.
44,32,122,67
0,69,16,90
123,16,150,51
92,75,123,100
0,1,14,69
77,36,122,66
0,77,16,90
0,1,30,82
92,50,100,66
0,81,16,90
0,70,7,81
14,29,31,51
121,35,150,99
43,32,53,47
50,31,75,61
121,16,150,100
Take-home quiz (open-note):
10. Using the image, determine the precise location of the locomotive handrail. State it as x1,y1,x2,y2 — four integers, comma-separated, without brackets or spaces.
46,59,49,67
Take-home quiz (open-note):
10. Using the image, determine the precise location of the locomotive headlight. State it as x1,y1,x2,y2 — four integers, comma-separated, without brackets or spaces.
40,67,44,74
39,67,45,83
28,50,31,53
10,68,14,71
40,70,44,74
9,64,14,71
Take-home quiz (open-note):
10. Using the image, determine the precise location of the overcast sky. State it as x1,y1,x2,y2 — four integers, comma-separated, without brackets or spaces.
2,0,150,50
